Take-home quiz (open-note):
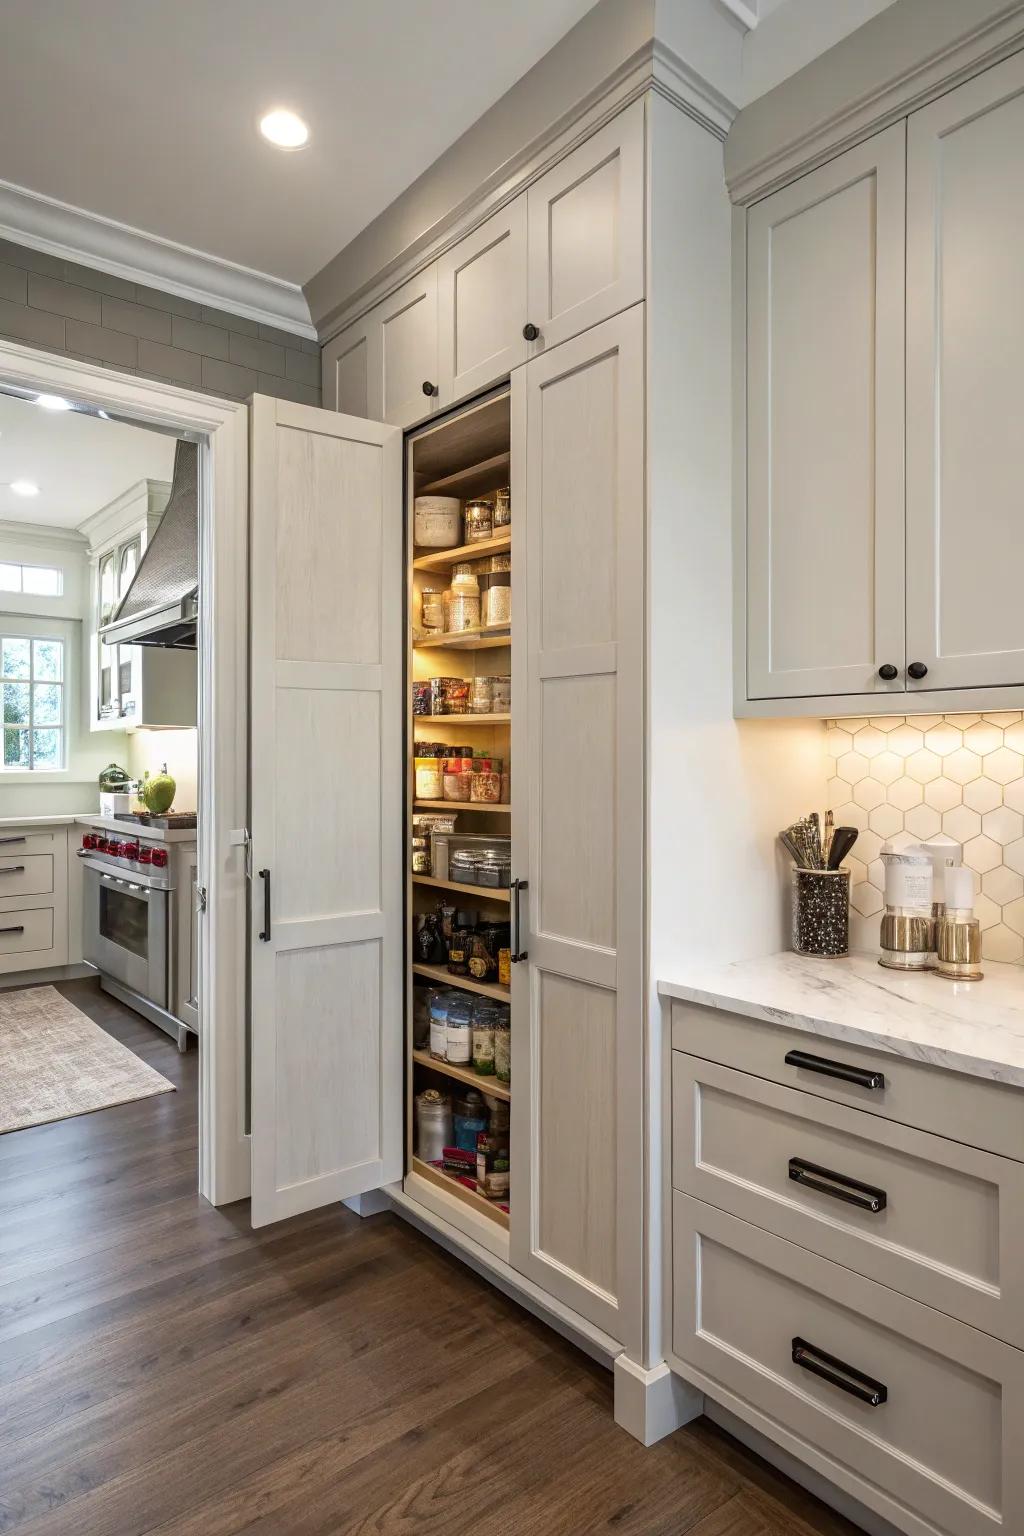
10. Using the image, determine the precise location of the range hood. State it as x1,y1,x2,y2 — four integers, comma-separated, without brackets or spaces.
100,439,198,649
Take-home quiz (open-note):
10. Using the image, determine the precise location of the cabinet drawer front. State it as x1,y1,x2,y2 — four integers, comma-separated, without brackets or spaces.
0,908,54,957
673,1194,1024,1536
673,1053,1024,1344
0,830,62,856
672,999,1024,1162
0,854,54,898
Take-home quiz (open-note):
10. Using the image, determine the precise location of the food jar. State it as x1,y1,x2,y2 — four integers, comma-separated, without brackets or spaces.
415,757,443,799
467,931,498,982
483,575,511,628
441,677,469,715
447,572,480,633
493,486,511,527
469,677,492,714
420,586,444,633
412,988,433,1050
472,1004,497,1074
416,1089,452,1163
447,912,477,976
446,998,474,1066
470,766,502,803
476,1133,510,1200
412,681,432,715
411,836,430,874
489,676,511,712
498,947,511,987
450,849,482,885
477,850,511,888
493,1009,511,1084
442,758,473,802
414,496,462,548
453,1088,489,1152
463,499,494,544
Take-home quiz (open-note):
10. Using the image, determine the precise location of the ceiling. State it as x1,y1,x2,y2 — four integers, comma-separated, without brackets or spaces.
0,393,175,530
0,0,601,289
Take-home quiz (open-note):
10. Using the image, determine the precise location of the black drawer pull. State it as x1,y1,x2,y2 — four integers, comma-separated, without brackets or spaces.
0,925,26,936
792,1338,887,1406
0,866,26,875
789,1157,887,1213
0,835,27,845
785,1049,885,1092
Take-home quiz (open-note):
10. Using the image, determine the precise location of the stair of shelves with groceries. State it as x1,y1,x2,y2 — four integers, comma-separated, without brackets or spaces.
405,389,514,1240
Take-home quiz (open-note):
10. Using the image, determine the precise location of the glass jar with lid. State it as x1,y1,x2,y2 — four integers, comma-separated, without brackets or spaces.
420,586,444,633
445,997,474,1066
472,1002,497,1075
493,486,511,528
463,499,494,544
447,571,480,633
493,1006,511,1084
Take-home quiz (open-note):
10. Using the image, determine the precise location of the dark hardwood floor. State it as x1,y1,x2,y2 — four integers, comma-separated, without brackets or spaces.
0,977,866,1535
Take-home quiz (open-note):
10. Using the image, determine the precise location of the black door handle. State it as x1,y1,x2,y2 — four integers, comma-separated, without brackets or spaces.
792,1338,887,1407
788,1157,887,1213
522,322,540,341
421,381,438,397
511,877,528,962
784,1049,885,1092
258,868,271,942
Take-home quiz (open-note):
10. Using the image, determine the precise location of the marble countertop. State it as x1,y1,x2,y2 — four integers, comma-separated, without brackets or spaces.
0,814,87,828
75,814,198,844
659,951,1024,1087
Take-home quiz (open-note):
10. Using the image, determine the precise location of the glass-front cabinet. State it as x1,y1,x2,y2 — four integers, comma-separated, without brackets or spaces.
96,534,141,724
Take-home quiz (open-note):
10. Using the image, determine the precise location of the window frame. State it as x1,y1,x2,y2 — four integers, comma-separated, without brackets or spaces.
0,560,64,597
1,632,67,771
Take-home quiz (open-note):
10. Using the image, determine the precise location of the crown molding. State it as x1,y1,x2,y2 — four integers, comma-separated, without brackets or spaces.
0,517,87,553
77,477,171,553
0,179,316,339
726,0,1024,204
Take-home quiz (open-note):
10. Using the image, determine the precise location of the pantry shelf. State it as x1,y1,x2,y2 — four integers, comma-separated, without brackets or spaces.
412,874,510,902
416,452,511,504
414,800,510,814
412,962,510,1002
412,531,511,572
413,626,511,651
414,713,510,727
412,1049,512,1102
412,1156,510,1230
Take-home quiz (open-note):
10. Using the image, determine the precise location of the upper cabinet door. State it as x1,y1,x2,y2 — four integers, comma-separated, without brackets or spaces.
510,307,644,1340
374,265,440,429
322,320,372,419
526,100,644,353
437,197,528,405
746,126,907,700
248,397,403,1228
906,53,1024,693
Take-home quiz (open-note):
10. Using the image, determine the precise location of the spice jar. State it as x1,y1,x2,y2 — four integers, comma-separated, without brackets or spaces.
442,757,473,802
493,486,511,528
447,572,480,633
416,1089,453,1163
420,586,444,633
453,1087,488,1151
446,998,474,1067
411,835,430,874
446,911,477,976
470,763,502,803
428,991,451,1059
467,931,498,982
493,1008,511,1084
463,499,494,544
415,757,443,799
469,677,493,714
483,575,511,628
472,1003,497,1074
476,1132,510,1200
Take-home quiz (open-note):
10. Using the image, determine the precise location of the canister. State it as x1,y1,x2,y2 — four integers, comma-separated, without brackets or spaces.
415,1089,452,1162
414,496,461,548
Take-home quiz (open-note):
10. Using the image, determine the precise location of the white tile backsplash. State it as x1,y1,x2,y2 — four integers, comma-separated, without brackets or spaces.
827,713,1024,962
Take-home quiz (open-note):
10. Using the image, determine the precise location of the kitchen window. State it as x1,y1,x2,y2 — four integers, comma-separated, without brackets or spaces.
1,633,65,769
0,561,63,597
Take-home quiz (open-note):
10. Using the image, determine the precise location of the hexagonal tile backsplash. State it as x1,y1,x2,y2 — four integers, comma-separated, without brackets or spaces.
827,713,1024,963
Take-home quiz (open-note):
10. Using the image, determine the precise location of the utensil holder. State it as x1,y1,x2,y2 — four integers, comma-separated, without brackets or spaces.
791,868,850,958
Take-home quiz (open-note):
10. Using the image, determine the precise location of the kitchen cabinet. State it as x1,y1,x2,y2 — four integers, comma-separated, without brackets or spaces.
0,825,69,974
437,197,529,404
906,50,1024,693
744,126,906,702
322,266,439,430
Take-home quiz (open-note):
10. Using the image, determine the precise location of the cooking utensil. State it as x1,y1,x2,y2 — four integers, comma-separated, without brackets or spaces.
826,826,859,870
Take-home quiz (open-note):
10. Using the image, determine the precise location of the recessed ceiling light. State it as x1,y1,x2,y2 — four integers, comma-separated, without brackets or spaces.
36,393,71,411
10,480,40,497
259,108,309,149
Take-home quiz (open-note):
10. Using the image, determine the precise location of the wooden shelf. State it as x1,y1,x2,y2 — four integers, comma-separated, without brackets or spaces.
412,1049,511,1102
412,962,510,1003
411,1156,509,1230
414,713,510,727
412,531,511,572
413,626,510,651
412,874,510,902
414,800,510,814
417,451,511,503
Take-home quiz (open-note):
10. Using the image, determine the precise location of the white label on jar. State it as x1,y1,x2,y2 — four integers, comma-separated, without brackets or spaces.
884,855,933,911
430,1020,448,1059
446,1025,471,1064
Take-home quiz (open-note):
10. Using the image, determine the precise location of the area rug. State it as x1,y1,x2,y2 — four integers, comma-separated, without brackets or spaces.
0,985,174,1134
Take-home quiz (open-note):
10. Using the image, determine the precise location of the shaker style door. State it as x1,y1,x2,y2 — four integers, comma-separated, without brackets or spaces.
437,195,529,405
746,125,906,699
249,397,403,1227
322,319,372,419
322,266,440,430
510,307,644,1340
526,100,644,354
906,51,1024,691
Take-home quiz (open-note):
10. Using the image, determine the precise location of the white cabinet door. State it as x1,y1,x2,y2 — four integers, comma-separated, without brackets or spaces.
249,397,403,1227
906,52,1024,692
321,320,372,418
510,308,644,1341
526,100,644,354
437,196,528,405
374,265,440,429
746,126,906,700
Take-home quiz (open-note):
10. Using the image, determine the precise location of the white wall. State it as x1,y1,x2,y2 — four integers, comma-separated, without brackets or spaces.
127,728,198,812
740,0,899,104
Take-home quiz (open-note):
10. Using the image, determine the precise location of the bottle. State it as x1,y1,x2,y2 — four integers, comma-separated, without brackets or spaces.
453,1087,489,1151
429,992,451,1061
445,994,474,1065
493,1006,511,1084
472,1003,496,1075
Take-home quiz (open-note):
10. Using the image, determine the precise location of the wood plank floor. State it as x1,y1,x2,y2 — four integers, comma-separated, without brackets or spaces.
0,977,866,1536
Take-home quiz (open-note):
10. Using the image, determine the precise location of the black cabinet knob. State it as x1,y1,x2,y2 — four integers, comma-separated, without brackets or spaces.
877,663,898,681
907,661,929,680
421,381,438,397
522,322,540,341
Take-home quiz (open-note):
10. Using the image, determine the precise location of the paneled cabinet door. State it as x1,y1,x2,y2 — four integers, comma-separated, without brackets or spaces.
746,126,906,699
437,196,528,405
373,265,440,430
906,52,1024,692
249,397,403,1228
321,319,373,419
510,307,644,1342
526,100,644,354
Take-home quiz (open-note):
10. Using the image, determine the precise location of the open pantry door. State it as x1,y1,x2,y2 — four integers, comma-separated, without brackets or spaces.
249,396,403,1227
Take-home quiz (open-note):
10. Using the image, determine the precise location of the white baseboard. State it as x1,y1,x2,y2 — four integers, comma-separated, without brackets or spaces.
0,962,93,989
613,1355,703,1446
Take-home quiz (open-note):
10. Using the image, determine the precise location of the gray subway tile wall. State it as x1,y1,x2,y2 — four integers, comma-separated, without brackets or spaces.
0,237,320,405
